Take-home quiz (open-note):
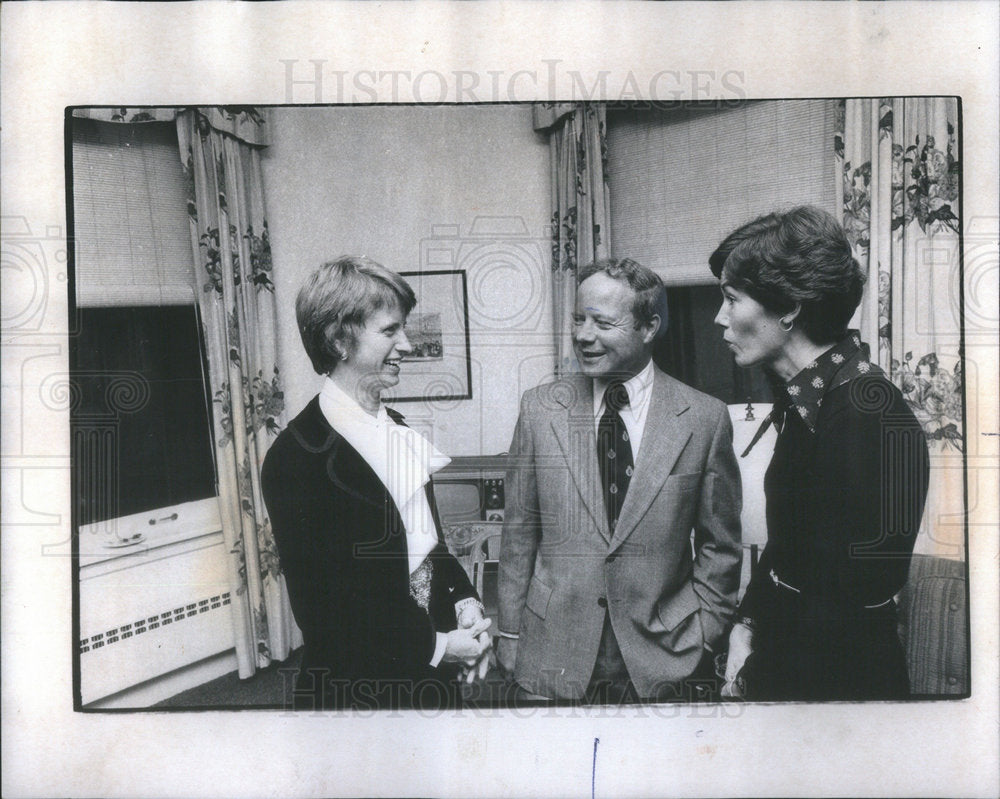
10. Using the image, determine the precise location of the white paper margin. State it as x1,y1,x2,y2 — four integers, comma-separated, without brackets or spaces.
2,2,997,797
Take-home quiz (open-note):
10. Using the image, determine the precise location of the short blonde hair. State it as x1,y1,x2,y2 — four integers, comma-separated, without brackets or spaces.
296,255,416,375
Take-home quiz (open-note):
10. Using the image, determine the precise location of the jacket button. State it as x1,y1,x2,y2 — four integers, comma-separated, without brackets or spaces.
597,597,608,608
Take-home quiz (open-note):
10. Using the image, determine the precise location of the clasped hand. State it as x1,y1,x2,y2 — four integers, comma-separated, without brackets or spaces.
721,621,753,698
443,615,493,685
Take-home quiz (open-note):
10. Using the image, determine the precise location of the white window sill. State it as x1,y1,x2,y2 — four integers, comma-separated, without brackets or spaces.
78,497,223,570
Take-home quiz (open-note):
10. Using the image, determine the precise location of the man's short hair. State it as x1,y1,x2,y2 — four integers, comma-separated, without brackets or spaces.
577,257,668,333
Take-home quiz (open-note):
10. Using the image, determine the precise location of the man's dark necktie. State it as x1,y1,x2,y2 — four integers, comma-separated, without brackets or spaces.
597,381,634,532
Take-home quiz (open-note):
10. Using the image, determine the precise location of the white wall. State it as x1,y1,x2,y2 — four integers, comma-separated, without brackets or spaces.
261,105,553,455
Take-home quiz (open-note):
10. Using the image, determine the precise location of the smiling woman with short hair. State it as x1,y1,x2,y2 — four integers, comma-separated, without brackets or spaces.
262,256,491,710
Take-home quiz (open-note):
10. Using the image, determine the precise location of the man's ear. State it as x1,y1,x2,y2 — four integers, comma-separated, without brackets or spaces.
640,314,661,346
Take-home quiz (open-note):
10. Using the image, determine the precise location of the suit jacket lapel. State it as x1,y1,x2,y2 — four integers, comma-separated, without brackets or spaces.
611,369,692,551
548,376,610,544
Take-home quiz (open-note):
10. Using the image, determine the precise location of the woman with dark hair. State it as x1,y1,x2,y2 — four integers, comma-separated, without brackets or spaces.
262,256,491,710
712,206,929,700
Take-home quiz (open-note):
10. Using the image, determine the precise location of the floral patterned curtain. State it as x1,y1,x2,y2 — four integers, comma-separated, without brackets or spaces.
176,108,302,677
72,106,270,146
836,98,964,558
533,103,612,376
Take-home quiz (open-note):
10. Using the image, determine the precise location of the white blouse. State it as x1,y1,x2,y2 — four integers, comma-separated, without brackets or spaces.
318,377,451,575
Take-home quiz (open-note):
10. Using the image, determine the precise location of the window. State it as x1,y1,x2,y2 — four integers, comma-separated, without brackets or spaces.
71,118,196,305
70,116,218,540
72,305,216,526
652,284,772,405
608,100,837,402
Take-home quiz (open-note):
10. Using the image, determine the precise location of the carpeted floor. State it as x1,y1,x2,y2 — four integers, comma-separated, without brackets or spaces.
153,649,524,710
153,648,304,708
153,647,514,709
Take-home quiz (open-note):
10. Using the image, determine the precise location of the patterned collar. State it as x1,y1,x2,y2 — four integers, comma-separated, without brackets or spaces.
742,331,877,456
774,330,876,433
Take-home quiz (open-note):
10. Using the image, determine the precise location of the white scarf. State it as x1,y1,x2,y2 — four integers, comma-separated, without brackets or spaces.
318,378,451,574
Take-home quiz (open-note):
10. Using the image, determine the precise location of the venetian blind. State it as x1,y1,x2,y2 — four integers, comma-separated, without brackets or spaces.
608,100,838,285
72,118,195,306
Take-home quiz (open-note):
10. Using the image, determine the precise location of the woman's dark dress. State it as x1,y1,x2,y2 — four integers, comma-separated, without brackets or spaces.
261,397,478,710
740,333,929,700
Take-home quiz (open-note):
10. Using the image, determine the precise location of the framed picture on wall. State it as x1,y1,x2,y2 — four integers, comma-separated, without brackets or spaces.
386,269,472,402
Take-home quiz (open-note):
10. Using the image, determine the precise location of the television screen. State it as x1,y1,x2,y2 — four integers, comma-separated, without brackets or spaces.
433,480,483,527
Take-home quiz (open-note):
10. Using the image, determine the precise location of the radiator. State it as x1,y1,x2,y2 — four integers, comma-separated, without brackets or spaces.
78,531,235,705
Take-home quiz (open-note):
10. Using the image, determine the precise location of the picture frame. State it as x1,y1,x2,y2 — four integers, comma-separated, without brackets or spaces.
385,269,472,402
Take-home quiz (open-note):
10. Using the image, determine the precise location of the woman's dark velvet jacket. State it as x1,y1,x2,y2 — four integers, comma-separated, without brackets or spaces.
739,334,930,700
261,396,476,710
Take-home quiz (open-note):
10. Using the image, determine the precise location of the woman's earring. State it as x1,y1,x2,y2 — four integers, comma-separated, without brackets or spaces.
779,317,794,332
340,352,348,361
